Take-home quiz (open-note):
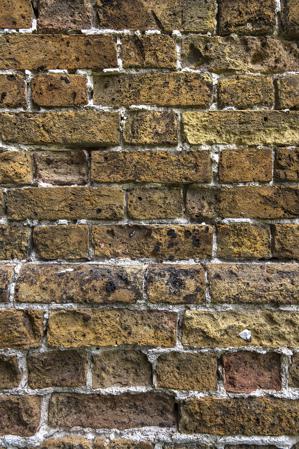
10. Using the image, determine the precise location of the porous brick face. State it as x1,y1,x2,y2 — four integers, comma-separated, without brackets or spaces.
0,0,298,443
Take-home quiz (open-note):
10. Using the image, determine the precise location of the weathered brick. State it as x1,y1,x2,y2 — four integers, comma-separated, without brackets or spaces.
182,310,299,348
92,350,151,388
219,148,273,183
91,150,212,184
32,74,88,107
0,191,4,216
34,151,88,185
281,0,299,37
180,397,299,435
218,76,274,109
156,352,217,391
273,224,299,259
182,0,217,32
182,36,299,73
38,0,92,31
33,225,89,260
0,111,119,146
0,151,33,185
225,446,277,449
48,309,176,348
183,111,299,145
27,350,87,388
217,224,271,259
36,437,92,449
0,396,41,436
0,74,25,108
208,263,299,304
7,187,124,220
92,225,213,260
275,147,299,181
94,73,212,108
127,187,183,220
122,35,176,69
124,111,178,145
289,353,299,387
94,439,153,449
145,264,205,304
0,35,117,70
218,0,276,35
0,225,30,260
49,392,176,429
0,265,14,302
0,0,32,28
15,264,143,304
0,310,43,348
0,355,21,388
276,75,299,110
223,352,281,393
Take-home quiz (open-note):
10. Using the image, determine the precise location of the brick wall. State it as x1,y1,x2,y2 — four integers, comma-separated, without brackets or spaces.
0,0,298,447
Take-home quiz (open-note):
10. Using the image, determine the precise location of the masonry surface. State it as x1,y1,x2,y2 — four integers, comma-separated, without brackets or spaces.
0,0,298,448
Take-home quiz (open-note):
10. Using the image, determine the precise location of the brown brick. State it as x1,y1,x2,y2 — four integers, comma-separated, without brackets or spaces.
289,353,299,387
0,265,14,302
182,36,299,73
180,397,299,435
223,352,281,393
0,310,43,349
0,355,21,388
37,437,92,449
182,0,217,32
276,75,299,110
218,76,274,109
217,224,271,260
281,0,299,37
7,187,124,221
162,444,213,449
0,225,30,260
0,35,117,70
34,151,88,185
122,35,176,69
94,439,153,449
92,350,151,388
92,225,213,260
208,263,299,305
32,74,88,107
27,350,87,388
226,446,277,449
219,148,273,183
124,111,178,146
0,191,4,216
156,352,217,391
182,310,299,348
275,147,299,181
94,73,212,108
219,0,276,35
0,74,25,108
127,187,183,220
0,111,119,146
38,0,92,31
49,392,176,429
0,396,41,436
273,224,299,259
91,150,212,184
15,264,143,304
0,0,32,28
183,111,299,145
0,151,33,185
48,309,176,348
145,264,205,304
33,225,89,260
186,186,218,221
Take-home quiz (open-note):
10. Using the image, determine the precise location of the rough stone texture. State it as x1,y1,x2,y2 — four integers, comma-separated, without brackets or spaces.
276,75,299,110
37,0,93,31
289,353,299,387
7,187,125,220
0,151,33,185
36,437,92,449
91,150,212,184
32,74,88,107
218,76,274,109
0,396,41,436
27,350,87,388
92,225,213,260
0,355,21,388
0,0,32,28
273,224,299,259
208,263,299,304
124,111,178,145
127,187,183,220
218,0,276,35
94,439,153,449
0,225,30,260
92,350,151,388
145,264,205,304
48,309,177,348
0,111,119,147
0,310,43,349
0,74,26,108
156,352,217,391
34,151,88,185
281,0,299,37
217,224,271,259
182,310,299,348
275,147,299,181
179,397,299,435
15,264,143,304
0,265,14,302
49,392,176,429
223,352,282,393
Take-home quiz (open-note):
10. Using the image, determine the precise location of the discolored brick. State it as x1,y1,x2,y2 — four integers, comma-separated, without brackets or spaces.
218,76,274,109
0,74,26,108
127,187,183,220
281,0,299,37
34,151,88,185
0,225,30,260
94,439,153,449
276,75,299,110
124,111,178,145
0,310,43,349
0,265,14,302
122,35,176,69
289,353,299,387
274,147,299,181
0,396,41,436
32,74,88,107
0,355,21,388
0,0,32,28
38,0,92,31
37,437,92,449
0,151,33,185
273,224,299,259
